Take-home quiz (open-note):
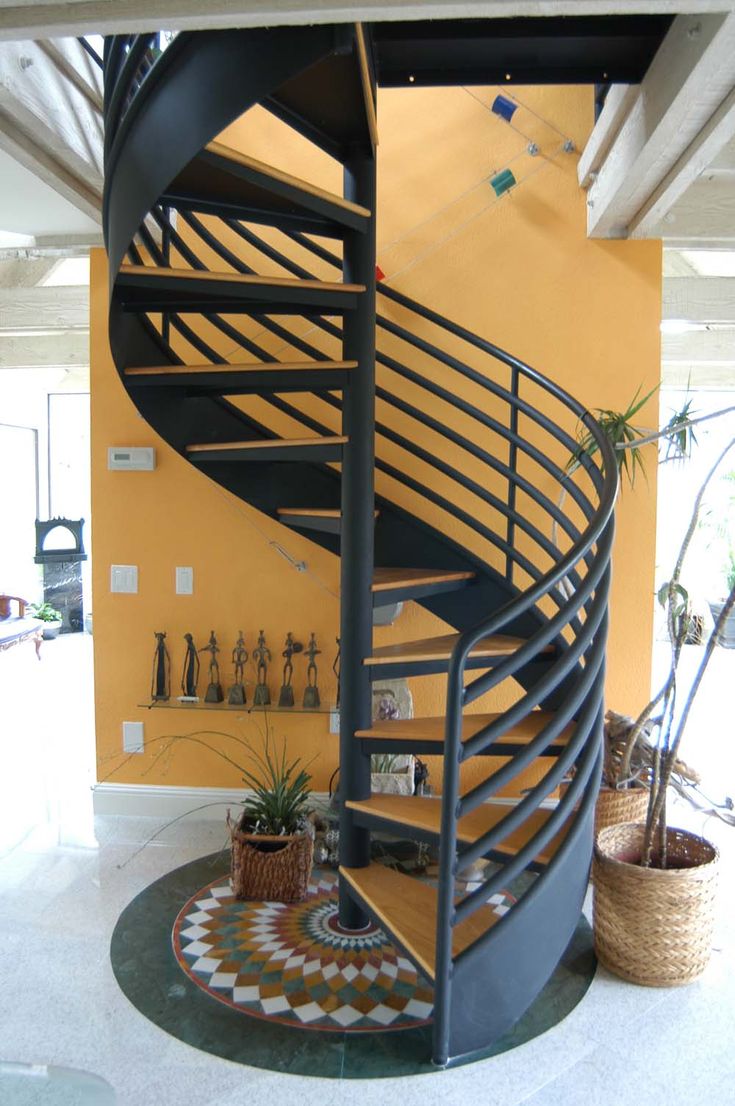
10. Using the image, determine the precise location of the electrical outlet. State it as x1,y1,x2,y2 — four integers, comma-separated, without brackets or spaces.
176,566,193,594
122,721,144,753
329,710,340,735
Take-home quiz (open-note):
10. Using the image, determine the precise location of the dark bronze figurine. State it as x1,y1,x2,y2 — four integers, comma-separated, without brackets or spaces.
181,632,200,698
229,630,248,706
278,631,303,708
253,630,271,706
333,637,341,708
200,630,224,703
303,632,321,708
151,631,170,701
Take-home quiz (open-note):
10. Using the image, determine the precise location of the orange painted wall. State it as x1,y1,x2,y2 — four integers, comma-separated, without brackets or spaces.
91,82,660,796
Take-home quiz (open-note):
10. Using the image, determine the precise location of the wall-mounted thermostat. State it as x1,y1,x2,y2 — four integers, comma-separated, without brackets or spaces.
108,446,156,471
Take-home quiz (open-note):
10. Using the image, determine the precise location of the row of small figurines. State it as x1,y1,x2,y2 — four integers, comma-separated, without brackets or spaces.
151,629,340,708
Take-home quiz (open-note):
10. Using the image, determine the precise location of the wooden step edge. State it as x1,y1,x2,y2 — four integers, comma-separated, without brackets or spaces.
345,796,567,864
355,711,571,745
125,360,357,377
187,436,348,454
205,140,372,218
363,633,538,666
371,568,475,593
277,507,379,518
354,24,379,148
118,263,365,294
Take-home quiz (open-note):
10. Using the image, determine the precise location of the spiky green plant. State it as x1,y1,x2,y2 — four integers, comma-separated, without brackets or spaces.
660,398,698,463
238,734,312,836
570,387,698,490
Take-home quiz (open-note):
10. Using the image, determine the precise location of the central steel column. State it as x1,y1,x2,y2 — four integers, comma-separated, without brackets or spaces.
338,146,376,929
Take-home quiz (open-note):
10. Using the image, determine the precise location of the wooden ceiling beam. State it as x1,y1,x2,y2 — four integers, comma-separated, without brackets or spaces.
0,329,88,368
662,327,735,363
0,285,88,331
583,13,735,238
0,1,730,42
664,276,735,323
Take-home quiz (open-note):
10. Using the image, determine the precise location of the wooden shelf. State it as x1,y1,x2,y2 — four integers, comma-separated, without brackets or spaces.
137,700,337,715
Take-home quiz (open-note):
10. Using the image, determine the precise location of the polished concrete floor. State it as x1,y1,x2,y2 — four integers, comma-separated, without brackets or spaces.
0,634,733,1105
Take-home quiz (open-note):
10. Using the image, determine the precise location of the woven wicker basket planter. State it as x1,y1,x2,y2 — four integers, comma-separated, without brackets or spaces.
594,786,649,836
229,820,314,903
593,822,719,987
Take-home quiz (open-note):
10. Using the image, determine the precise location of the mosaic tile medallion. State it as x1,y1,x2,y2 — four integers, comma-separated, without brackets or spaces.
173,870,453,1031
112,853,596,1077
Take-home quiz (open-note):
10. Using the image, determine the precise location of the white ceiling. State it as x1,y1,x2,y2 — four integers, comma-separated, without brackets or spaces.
0,146,99,239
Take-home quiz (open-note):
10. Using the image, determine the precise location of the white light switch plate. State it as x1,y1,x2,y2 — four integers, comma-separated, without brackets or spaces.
176,566,193,595
110,565,138,593
122,721,144,753
329,710,340,735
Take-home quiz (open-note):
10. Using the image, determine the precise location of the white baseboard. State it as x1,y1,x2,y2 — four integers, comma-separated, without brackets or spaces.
91,783,330,820
92,784,553,821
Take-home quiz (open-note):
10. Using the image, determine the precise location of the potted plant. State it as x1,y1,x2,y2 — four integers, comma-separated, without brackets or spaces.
228,735,315,902
102,718,317,898
371,752,416,795
29,601,63,639
592,438,735,987
709,545,735,647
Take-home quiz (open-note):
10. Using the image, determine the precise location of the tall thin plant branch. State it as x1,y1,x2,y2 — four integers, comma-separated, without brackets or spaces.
644,582,735,864
624,434,735,866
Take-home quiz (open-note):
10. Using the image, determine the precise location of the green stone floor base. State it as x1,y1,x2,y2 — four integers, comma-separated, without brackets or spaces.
110,852,596,1078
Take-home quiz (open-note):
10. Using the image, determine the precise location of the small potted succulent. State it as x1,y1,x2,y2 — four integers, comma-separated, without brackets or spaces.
29,601,63,639
228,735,314,902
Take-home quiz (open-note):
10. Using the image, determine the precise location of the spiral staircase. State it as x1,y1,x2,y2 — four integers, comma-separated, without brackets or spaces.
102,25,619,1067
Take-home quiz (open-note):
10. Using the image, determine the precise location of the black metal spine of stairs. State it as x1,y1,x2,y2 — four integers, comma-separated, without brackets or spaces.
102,27,617,1067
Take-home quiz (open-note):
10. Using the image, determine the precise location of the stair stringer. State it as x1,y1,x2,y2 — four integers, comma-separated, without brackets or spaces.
445,781,598,1063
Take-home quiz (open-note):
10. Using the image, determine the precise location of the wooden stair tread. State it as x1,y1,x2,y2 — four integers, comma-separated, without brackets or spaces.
277,507,378,518
356,711,570,747
345,796,569,864
187,436,347,453
206,140,371,217
118,264,365,294
372,567,474,592
339,861,501,980
365,633,539,666
125,360,357,377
